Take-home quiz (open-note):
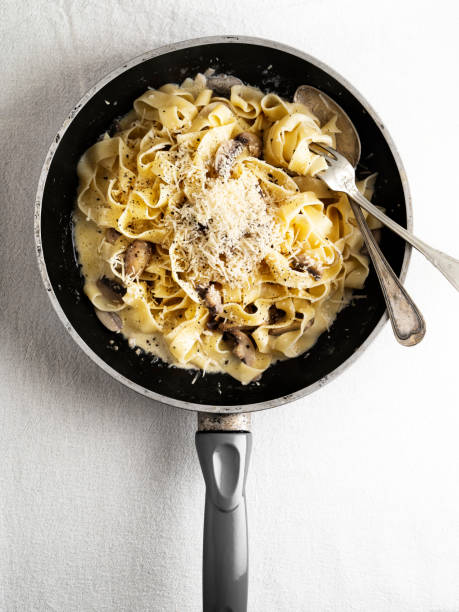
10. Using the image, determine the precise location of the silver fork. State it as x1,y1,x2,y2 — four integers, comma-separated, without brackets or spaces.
310,142,459,292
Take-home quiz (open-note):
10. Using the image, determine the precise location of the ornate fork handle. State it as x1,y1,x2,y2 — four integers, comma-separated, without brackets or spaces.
347,182,459,292
350,199,425,345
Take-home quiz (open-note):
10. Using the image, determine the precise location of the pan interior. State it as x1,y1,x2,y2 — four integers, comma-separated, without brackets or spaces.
39,40,408,408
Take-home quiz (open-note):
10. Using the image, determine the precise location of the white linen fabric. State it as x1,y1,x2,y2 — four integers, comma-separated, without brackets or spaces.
1,1,459,611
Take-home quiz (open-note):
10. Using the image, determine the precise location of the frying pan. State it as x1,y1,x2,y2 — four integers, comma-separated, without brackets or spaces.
35,35,411,612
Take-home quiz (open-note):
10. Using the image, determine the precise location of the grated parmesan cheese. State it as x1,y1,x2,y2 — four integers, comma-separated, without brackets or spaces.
163,144,281,287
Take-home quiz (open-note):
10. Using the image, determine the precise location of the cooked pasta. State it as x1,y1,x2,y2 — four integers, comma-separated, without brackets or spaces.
74,72,379,384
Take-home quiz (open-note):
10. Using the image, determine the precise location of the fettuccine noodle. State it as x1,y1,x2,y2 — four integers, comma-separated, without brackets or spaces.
74,73,379,384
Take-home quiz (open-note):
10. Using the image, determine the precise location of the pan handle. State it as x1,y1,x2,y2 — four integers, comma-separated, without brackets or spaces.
195,422,252,612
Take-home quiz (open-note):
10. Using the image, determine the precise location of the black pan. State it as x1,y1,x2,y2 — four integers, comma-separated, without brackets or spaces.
35,36,411,612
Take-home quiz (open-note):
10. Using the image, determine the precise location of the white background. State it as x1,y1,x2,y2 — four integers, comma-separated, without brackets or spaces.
1,1,459,610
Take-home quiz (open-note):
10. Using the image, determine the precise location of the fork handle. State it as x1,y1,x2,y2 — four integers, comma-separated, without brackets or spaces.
347,184,459,292
350,199,425,345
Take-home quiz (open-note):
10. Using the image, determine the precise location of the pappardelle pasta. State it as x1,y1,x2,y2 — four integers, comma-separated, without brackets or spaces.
74,72,378,385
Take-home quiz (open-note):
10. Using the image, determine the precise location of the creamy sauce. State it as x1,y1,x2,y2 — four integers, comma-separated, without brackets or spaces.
74,211,180,368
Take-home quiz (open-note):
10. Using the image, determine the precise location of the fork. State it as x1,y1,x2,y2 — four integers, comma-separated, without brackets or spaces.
310,143,459,292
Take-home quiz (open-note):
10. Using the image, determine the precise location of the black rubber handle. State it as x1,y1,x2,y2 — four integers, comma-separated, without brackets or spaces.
195,431,252,612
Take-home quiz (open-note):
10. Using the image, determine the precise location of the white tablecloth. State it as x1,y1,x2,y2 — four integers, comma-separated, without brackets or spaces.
1,0,459,610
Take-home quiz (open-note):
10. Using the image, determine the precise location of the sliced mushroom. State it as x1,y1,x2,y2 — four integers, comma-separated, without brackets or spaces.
214,131,263,179
291,255,322,281
204,284,223,315
96,276,126,305
125,240,152,277
94,308,122,332
217,321,256,333
226,329,257,367
214,139,244,179
268,305,285,324
269,321,302,336
197,283,223,329
234,131,262,157
320,197,340,206
206,73,243,96
269,317,314,336
105,227,121,244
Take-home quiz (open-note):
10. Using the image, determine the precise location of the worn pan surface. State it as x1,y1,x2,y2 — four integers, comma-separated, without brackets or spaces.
35,35,411,413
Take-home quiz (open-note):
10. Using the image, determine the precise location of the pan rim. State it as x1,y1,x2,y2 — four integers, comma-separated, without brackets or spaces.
34,34,412,414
